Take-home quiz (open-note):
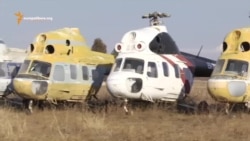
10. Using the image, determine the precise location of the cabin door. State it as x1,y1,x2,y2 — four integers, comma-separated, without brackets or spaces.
142,61,165,100
49,63,71,100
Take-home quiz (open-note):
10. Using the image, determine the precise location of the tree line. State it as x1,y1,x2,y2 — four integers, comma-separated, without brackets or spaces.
91,38,118,57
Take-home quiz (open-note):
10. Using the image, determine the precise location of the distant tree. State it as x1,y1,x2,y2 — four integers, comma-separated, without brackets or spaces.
91,38,107,53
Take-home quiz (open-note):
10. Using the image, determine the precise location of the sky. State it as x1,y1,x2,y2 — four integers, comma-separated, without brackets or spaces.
0,0,250,60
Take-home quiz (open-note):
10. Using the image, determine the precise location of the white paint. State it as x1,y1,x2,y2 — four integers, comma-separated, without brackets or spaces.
107,22,191,103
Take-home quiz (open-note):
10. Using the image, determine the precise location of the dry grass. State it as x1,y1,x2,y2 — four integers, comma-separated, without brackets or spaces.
0,78,250,141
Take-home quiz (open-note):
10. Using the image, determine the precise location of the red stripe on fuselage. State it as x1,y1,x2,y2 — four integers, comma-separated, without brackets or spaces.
159,54,192,94
159,54,186,82
175,54,194,93
175,54,195,73
159,55,175,67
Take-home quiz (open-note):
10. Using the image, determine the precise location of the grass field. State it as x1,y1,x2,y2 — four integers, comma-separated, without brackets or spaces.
1,78,250,141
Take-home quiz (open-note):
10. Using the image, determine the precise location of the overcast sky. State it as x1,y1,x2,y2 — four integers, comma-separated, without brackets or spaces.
0,0,250,60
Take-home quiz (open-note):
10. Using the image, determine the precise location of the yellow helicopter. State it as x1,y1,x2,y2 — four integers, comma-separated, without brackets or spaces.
207,27,250,113
11,27,114,113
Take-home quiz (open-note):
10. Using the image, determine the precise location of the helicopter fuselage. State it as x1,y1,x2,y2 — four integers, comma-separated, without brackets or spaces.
107,52,194,102
208,28,250,105
12,28,114,106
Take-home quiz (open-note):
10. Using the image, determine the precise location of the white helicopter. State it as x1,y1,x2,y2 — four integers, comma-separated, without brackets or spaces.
0,39,26,97
106,12,216,113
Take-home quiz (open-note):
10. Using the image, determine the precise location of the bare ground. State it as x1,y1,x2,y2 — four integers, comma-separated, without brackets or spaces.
0,78,249,141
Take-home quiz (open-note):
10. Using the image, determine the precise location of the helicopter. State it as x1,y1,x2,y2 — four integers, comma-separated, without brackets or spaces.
107,12,216,113
0,39,26,97
12,28,114,113
207,27,250,113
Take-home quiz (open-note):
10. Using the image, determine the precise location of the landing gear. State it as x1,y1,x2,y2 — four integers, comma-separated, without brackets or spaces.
28,100,33,113
121,98,134,115
197,100,209,114
177,96,210,114
245,101,250,113
123,98,129,114
23,99,33,114
225,102,230,115
176,96,196,114
223,102,248,114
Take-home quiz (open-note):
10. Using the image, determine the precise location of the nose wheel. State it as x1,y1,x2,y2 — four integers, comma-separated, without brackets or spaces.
123,99,129,114
122,98,134,115
245,101,250,112
23,99,33,114
224,102,250,114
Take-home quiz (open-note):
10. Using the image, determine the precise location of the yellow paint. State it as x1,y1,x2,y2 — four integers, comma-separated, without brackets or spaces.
208,27,250,103
13,27,115,102
222,28,250,55
207,80,246,103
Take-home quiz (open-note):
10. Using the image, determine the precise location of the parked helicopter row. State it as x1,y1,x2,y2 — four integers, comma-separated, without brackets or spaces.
1,12,216,113
5,11,248,114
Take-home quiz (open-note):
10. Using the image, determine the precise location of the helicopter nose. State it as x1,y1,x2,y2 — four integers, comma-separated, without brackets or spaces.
13,78,33,98
107,73,143,99
207,79,247,102
107,74,128,98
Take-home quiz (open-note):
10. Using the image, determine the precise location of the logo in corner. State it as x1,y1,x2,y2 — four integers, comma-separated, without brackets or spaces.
15,11,24,25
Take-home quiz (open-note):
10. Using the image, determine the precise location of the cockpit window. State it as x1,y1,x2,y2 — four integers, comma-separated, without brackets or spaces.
224,59,248,77
113,58,122,72
212,59,225,75
122,58,144,74
147,62,158,77
19,60,31,74
29,60,51,78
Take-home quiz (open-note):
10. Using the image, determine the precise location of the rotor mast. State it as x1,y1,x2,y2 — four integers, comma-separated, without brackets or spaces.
142,11,171,26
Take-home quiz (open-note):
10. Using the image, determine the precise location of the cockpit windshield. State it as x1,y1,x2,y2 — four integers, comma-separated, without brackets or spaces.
19,60,31,74
122,58,144,74
211,59,225,75
112,58,145,74
224,59,248,77
113,58,122,72
28,60,51,78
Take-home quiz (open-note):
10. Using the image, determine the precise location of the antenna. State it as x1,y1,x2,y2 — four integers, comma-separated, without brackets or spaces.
196,45,203,57
142,11,171,26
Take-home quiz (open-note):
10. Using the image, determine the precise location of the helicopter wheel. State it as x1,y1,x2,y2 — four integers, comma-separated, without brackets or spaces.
23,99,33,114
122,98,133,115
224,103,231,115
176,96,196,114
197,100,209,114
223,103,242,115
37,100,45,111
244,101,250,113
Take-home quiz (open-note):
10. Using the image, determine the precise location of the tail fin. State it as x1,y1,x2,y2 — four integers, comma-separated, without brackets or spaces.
196,45,203,57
